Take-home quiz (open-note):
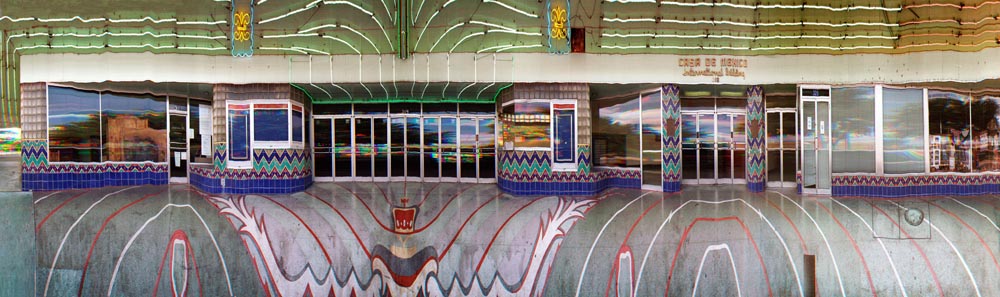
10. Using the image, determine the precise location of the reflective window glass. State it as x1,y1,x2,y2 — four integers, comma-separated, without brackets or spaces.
101,92,167,162
973,94,1000,172
254,108,289,142
882,88,925,174
929,90,972,172
831,87,876,173
48,86,102,162
511,102,551,148
594,96,641,168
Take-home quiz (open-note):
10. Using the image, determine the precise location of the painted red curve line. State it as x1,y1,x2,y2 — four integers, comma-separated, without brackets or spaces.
763,198,810,254
260,195,334,263
868,202,944,297
78,189,168,296
473,199,543,273
436,193,505,259
35,189,93,233
152,230,204,297
814,202,877,297
305,182,474,234
415,183,442,206
604,193,670,297
371,183,393,205
293,192,373,258
664,217,772,297
926,200,1000,275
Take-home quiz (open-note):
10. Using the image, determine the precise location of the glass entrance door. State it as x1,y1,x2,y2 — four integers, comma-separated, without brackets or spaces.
766,109,798,187
314,118,333,179
310,107,498,183
801,87,832,194
168,97,188,182
681,98,747,185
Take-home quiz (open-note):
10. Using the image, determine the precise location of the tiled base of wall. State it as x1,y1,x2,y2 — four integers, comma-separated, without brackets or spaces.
748,181,766,192
832,174,1000,197
832,185,1000,197
22,171,168,191
498,168,642,196
189,167,313,194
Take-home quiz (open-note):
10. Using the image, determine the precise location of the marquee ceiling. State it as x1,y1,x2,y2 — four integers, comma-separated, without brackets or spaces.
2,0,999,56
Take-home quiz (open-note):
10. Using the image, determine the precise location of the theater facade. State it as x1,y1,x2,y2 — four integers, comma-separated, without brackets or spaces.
5,0,1000,198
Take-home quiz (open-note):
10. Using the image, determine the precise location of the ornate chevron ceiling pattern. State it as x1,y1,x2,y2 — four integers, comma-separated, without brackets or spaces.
0,0,999,56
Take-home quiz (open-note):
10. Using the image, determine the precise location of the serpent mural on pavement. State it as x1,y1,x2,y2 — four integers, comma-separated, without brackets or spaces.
31,183,1000,296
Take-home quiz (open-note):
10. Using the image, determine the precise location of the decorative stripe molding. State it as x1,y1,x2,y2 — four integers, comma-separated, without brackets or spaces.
498,150,641,195
832,174,1000,197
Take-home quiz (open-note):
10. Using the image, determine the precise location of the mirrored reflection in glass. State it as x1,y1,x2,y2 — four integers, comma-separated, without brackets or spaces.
882,88,925,174
929,90,972,172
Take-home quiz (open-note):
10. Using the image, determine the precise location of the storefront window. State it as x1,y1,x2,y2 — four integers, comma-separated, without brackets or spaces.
973,94,1000,172
593,96,641,168
831,87,876,173
48,86,102,162
101,92,167,162
929,90,972,172
882,88,925,174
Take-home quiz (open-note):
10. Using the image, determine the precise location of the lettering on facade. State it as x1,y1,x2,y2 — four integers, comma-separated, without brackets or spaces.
679,57,748,81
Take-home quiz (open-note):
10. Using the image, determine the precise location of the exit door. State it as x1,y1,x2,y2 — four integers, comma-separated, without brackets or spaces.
800,86,831,194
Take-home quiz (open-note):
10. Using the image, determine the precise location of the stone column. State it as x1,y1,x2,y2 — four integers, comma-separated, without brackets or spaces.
746,86,766,192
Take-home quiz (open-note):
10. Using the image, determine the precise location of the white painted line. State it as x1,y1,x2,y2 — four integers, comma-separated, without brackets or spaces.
107,204,233,296
947,198,1000,232
692,243,741,297
888,201,981,297
33,190,66,204
830,198,907,297
574,191,654,297
633,198,802,297
770,191,846,296
42,186,138,297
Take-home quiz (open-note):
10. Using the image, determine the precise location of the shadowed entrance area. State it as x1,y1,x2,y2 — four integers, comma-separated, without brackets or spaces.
29,183,1000,296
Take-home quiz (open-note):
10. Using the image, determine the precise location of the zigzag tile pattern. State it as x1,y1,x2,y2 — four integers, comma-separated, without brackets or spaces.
189,148,313,194
832,174,1000,197
20,138,169,190
662,85,682,192
21,139,48,172
577,145,591,175
213,144,227,173
746,86,766,192
497,150,641,195
254,149,310,175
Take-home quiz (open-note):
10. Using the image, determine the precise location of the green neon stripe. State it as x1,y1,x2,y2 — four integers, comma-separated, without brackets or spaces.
493,83,513,102
289,83,316,104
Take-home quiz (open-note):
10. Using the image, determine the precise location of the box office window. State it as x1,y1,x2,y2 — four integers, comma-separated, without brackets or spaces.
228,105,251,161
502,101,551,149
